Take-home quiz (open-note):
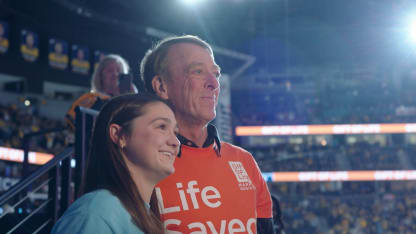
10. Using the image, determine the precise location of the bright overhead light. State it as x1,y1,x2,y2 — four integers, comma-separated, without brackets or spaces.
24,100,31,106
409,19,416,43
181,0,205,6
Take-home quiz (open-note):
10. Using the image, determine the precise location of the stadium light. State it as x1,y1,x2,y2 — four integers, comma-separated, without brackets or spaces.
181,0,205,6
409,18,416,43
24,99,31,106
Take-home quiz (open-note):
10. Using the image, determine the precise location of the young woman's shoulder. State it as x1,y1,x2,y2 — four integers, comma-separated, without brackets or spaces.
70,189,121,212
51,189,144,234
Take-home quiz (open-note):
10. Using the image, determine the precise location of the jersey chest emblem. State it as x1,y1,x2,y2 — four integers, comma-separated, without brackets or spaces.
228,161,255,191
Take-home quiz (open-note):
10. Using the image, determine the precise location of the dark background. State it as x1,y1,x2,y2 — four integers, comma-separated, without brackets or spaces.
1,0,415,93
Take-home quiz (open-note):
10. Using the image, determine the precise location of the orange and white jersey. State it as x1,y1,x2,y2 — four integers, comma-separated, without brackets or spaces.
156,142,272,234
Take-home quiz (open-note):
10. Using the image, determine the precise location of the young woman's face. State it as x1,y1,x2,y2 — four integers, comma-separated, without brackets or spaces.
123,102,179,182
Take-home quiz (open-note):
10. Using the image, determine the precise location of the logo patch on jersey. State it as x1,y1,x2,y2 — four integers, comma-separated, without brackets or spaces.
229,161,255,190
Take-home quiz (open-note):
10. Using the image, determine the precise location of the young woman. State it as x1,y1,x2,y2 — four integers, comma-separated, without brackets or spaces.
52,93,180,234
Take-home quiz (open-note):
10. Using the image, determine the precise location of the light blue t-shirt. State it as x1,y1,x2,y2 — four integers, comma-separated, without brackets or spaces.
51,189,145,234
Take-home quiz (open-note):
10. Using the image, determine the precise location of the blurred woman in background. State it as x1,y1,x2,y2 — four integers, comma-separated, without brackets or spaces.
66,54,137,130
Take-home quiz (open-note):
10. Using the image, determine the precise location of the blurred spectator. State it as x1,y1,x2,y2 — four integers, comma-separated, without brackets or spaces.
65,54,137,130
271,194,285,234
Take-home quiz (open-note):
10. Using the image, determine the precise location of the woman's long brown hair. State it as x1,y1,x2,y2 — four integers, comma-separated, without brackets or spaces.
80,93,174,234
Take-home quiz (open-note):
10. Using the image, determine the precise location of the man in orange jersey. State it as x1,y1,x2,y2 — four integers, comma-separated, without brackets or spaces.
140,35,274,233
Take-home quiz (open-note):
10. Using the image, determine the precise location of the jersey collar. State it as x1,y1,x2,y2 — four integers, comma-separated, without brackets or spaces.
176,124,221,157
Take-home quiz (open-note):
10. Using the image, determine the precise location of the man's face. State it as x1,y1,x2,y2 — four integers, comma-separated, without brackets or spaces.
164,43,221,126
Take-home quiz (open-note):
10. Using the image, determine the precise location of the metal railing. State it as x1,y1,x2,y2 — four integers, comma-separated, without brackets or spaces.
0,106,98,233
0,147,73,233
21,127,65,178
73,106,99,198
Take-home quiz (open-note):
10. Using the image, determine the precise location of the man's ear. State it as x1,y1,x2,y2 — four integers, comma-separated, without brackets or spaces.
151,75,169,99
109,123,126,148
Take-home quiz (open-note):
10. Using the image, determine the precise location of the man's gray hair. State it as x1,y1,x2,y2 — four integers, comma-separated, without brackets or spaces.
140,35,213,94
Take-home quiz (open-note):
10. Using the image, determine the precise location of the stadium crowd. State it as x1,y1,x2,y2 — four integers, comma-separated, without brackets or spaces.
250,143,409,172
0,102,69,156
249,136,416,232
234,77,416,126
278,193,416,234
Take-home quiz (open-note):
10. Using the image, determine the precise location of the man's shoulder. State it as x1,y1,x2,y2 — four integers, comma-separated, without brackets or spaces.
219,141,258,164
220,141,252,156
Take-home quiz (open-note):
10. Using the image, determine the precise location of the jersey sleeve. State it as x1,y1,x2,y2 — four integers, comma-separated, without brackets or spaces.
246,152,273,218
